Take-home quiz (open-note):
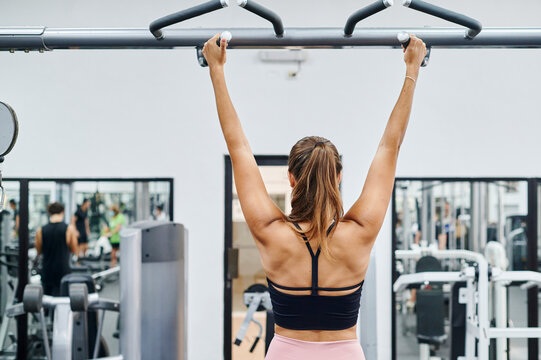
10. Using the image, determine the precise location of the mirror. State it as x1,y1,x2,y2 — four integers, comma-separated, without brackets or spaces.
0,101,18,157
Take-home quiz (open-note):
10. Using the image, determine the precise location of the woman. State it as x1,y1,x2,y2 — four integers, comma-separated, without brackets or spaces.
104,204,125,267
202,34,426,359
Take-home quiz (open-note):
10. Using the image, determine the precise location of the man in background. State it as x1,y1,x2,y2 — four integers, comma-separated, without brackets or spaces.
35,202,78,296
72,199,91,257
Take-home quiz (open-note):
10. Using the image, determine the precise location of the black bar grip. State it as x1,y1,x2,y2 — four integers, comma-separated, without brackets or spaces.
344,0,393,37
238,0,284,37
197,31,232,67
403,0,482,39
150,0,229,40
397,32,430,67
249,336,260,353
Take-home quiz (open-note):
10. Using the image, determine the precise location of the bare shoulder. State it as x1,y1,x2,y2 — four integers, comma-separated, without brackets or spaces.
331,219,377,259
255,220,299,262
256,220,297,247
336,219,377,244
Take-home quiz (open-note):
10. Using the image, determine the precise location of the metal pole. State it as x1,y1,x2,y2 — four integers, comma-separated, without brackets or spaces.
526,179,539,359
344,0,392,36
2,28,541,51
402,183,412,249
497,182,506,245
119,228,142,360
149,0,229,39
421,181,430,245
16,180,28,360
238,0,284,37
403,0,482,39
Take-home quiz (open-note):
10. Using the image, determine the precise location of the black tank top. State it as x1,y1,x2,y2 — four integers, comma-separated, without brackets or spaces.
267,222,364,331
41,222,71,285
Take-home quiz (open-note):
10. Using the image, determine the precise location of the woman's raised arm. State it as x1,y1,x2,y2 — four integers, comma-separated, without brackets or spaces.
203,34,284,239
344,35,427,241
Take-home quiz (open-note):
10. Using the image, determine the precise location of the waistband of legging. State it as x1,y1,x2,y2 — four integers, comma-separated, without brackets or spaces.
273,333,359,346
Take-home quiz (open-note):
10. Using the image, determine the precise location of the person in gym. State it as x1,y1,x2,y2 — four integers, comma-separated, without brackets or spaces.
202,33,426,358
104,204,125,267
71,198,91,257
35,202,78,296
155,204,167,221
8,199,19,239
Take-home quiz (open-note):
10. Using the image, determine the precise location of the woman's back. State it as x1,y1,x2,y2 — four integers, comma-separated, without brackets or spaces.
261,220,370,297
257,219,372,341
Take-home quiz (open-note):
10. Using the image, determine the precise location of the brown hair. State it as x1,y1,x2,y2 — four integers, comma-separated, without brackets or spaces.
110,204,120,215
287,136,343,259
47,202,65,216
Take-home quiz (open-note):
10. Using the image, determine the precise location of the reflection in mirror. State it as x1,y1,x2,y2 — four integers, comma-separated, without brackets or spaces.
393,179,530,359
0,102,18,157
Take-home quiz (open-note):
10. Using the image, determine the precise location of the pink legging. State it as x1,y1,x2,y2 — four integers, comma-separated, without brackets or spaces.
265,334,366,360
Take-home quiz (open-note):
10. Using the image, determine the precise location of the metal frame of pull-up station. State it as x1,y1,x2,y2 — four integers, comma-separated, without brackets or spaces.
0,0,541,58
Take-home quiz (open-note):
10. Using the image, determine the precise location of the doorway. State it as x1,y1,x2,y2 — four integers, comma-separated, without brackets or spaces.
224,155,289,360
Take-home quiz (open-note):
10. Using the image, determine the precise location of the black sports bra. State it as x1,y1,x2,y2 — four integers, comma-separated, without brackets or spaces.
266,222,364,331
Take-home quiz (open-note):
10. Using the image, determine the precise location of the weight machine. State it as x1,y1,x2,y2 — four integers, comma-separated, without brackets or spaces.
394,247,541,360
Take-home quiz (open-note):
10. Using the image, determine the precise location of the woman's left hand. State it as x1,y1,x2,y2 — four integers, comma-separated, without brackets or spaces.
202,33,227,69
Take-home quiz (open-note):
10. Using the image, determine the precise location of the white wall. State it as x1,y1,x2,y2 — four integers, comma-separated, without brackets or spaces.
1,1,541,359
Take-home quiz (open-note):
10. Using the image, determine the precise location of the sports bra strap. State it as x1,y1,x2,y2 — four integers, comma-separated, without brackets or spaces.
317,281,364,292
267,277,364,293
267,278,312,292
293,222,335,295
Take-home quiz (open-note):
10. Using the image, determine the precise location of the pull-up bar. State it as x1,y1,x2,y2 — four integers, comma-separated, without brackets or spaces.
344,0,481,38
2,28,541,52
403,0,482,39
0,1,540,54
149,0,229,40
238,0,284,37
344,0,393,37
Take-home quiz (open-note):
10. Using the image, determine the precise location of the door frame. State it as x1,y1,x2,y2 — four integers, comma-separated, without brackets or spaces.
223,155,289,360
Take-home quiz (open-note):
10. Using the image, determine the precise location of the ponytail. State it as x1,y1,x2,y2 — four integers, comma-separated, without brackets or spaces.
287,136,343,260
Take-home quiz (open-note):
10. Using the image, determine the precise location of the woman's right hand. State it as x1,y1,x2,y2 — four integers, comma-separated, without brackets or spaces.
202,33,227,70
403,35,427,69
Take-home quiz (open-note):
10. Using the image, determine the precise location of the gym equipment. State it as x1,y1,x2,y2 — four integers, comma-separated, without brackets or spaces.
402,0,482,39
150,0,230,40
197,31,233,67
0,102,18,159
394,247,541,360
237,0,284,37
484,241,508,360
6,274,119,360
344,0,392,37
5,1,541,54
0,242,18,357
119,221,187,360
414,256,446,359
234,284,273,353
397,32,431,67
0,102,18,210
